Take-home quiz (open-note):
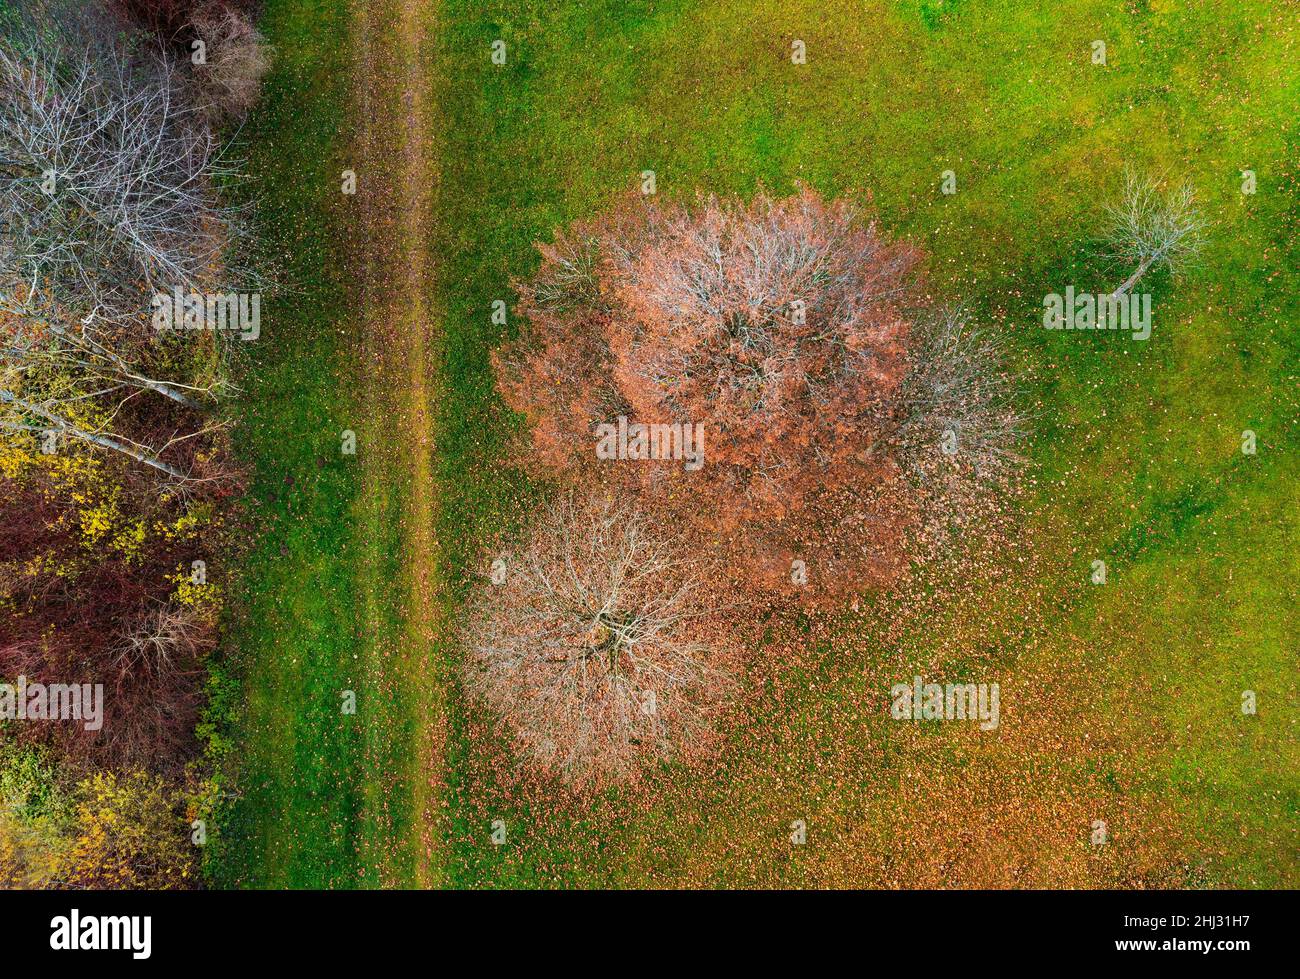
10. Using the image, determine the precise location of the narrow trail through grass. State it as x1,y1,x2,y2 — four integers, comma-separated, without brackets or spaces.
212,0,449,888
351,0,448,888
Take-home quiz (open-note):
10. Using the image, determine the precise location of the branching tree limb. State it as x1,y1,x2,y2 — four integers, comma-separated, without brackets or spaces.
0,389,188,478
1101,171,1208,298
462,491,738,791
0,27,248,484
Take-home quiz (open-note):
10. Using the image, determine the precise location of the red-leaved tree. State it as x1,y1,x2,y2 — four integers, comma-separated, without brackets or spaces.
496,188,934,600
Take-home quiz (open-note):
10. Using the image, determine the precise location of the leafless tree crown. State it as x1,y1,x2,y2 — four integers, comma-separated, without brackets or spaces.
0,44,241,317
1,31,248,482
892,304,1027,479
1102,170,1208,297
462,492,737,790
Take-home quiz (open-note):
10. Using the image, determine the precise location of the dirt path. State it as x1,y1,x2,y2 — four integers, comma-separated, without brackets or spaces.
351,0,446,888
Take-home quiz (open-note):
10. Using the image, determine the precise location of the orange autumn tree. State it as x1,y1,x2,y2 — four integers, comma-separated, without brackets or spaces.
478,189,1026,784
496,188,928,598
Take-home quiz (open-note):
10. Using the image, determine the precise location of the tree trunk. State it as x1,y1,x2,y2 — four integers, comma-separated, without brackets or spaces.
0,390,188,479
123,372,206,411
1111,257,1152,299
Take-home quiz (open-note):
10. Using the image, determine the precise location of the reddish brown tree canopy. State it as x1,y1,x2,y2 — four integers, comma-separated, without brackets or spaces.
495,188,927,599
607,188,917,519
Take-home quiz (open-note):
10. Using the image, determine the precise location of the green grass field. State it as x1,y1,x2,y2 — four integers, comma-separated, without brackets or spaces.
203,0,359,886
211,0,1297,887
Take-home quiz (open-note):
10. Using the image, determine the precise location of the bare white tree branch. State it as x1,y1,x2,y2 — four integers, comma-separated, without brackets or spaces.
1101,170,1208,297
462,491,737,791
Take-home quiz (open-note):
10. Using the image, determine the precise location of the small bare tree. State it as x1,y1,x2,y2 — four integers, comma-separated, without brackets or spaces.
189,5,272,124
461,491,738,791
520,228,604,314
1102,171,1208,297
872,304,1029,560
112,602,211,678
889,305,1027,479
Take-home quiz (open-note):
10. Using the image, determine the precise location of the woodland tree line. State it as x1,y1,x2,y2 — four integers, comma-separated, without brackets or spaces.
0,0,268,888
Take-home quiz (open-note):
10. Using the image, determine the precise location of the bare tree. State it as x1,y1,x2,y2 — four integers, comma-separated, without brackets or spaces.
499,188,920,532
189,5,272,124
461,491,738,791
112,602,211,678
521,228,604,315
861,304,1030,562
0,41,243,320
0,29,246,483
1102,171,1208,298
888,305,1027,479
